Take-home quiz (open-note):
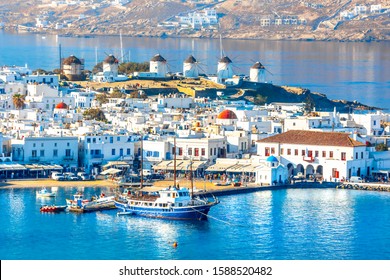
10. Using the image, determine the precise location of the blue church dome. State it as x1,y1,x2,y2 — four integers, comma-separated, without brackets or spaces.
266,155,279,162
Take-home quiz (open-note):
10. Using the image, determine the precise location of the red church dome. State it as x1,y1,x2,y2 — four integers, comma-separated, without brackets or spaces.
217,109,237,120
55,102,68,109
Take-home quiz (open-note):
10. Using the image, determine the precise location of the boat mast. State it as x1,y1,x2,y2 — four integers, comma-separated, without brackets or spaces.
190,157,193,199
140,134,143,188
173,136,176,188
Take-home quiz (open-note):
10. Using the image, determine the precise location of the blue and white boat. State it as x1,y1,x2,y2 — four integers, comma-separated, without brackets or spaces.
36,187,56,198
115,186,219,220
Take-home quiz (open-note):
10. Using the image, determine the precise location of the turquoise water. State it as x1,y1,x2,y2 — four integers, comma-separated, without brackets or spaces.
1,187,390,260
0,31,389,109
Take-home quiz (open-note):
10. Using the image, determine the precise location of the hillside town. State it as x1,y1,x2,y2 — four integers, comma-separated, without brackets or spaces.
0,52,390,188
1,0,389,41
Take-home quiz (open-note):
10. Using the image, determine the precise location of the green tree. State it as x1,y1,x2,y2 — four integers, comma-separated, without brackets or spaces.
95,93,109,105
375,143,388,151
118,62,149,75
304,94,315,113
110,89,125,98
92,62,103,74
83,108,107,122
253,94,267,105
12,93,25,109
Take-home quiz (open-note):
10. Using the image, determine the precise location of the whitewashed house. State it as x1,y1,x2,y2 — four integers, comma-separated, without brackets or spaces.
257,130,372,181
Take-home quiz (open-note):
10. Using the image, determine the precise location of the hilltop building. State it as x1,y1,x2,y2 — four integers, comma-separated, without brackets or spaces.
62,55,85,81
183,55,199,78
249,61,266,83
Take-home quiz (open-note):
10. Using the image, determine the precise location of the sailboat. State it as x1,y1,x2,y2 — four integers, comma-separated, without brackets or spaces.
114,136,220,220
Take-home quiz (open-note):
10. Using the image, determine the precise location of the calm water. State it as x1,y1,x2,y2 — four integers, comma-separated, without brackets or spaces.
0,31,389,110
1,187,390,260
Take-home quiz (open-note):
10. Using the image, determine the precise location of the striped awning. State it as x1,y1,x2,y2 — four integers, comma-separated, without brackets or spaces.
206,163,237,172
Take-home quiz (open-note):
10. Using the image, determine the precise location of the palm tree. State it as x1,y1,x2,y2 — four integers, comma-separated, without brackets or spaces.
12,93,25,109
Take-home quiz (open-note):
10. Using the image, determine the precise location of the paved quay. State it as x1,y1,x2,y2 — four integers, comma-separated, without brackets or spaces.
0,178,353,195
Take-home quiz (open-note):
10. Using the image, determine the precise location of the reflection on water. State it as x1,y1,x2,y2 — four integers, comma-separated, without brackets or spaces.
1,187,390,259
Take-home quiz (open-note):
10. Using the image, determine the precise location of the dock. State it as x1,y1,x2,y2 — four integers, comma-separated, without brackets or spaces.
337,182,390,192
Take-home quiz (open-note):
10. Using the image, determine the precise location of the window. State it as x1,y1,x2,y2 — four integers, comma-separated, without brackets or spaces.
112,149,116,156
153,151,159,157
214,148,217,155
67,143,70,147
120,148,123,156
188,148,192,156
295,149,298,156
308,150,313,157
287,149,291,155
329,151,333,158
355,152,358,159
40,150,45,157
341,152,346,161
281,148,284,155
210,148,213,156
65,149,71,157
32,150,37,157
361,152,364,159
201,148,205,156
110,137,113,143
117,137,120,141
92,138,96,143
271,147,275,154
127,148,131,155
33,143,36,148
178,147,183,156
315,151,319,157
302,150,305,156
87,138,91,143
195,148,199,156
322,151,326,157
265,147,270,156
41,143,44,147
54,143,57,147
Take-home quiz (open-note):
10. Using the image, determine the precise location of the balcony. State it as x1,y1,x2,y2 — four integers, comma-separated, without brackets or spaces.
63,156,74,161
90,154,104,159
303,156,314,163
29,156,40,162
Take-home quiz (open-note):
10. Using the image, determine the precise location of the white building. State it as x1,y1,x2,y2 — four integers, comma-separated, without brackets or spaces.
217,56,234,84
371,5,382,13
70,91,95,108
257,130,372,181
149,54,167,78
183,55,199,78
12,136,79,170
249,61,266,83
79,134,137,174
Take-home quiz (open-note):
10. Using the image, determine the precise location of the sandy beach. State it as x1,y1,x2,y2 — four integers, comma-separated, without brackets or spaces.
0,178,245,192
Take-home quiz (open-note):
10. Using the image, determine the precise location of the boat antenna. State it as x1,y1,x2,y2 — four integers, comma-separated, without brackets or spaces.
190,157,193,199
140,133,143,188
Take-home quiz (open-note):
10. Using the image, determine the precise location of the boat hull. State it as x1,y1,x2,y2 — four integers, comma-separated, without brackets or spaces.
115,201,215,220
40,205,66,213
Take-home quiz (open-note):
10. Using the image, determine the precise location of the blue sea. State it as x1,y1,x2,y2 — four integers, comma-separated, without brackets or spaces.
1,186,390,260
0,31,389,110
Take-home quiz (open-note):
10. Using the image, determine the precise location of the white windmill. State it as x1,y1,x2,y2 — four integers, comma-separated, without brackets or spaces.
183,55,199,78
249,61,266,83
150,54,167,77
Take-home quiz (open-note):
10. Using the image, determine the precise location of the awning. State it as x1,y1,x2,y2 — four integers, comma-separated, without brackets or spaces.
102,161,130,169
176,160,207,171
206,163,237,172
153,160,173,170
154,160,207,171
0,163,27,171
226,164,252,173
100,168,122,175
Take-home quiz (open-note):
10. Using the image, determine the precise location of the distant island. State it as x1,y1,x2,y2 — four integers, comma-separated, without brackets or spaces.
1,0,389,42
